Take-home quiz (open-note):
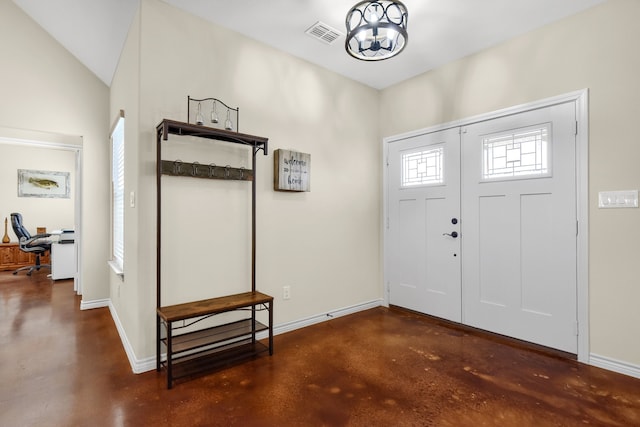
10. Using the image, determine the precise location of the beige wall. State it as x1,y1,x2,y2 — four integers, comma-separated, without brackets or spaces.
0,143,75,236
7,0,637,372
380,0,640,366
0,1,110,301
109,5,143,359
111,0,381,361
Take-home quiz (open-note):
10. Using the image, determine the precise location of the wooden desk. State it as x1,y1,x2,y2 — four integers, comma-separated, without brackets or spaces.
0,243,50,272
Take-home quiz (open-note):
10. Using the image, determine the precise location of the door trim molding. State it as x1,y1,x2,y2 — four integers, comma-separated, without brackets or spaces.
382,89,589,363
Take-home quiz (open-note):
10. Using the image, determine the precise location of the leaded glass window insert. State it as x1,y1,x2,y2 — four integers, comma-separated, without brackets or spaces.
482,125,550,180
402,146,443,187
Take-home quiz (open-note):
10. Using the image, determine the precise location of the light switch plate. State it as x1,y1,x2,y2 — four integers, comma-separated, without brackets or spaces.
598,190,638,208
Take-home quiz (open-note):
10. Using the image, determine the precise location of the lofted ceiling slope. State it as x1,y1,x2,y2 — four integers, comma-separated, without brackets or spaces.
13,0,607,89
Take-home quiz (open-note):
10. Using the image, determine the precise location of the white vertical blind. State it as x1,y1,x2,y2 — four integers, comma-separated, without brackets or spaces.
111,116,125,271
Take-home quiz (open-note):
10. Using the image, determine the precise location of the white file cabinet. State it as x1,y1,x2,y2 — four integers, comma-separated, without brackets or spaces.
51,242,76,280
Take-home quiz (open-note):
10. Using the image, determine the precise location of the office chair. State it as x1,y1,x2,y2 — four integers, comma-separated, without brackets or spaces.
10,212,52,276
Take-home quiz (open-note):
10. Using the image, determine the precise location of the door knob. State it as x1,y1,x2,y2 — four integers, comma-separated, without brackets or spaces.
443,231,458,238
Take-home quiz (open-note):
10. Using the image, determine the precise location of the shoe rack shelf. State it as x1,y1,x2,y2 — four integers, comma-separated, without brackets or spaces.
156,291,273,388
155,118,272,389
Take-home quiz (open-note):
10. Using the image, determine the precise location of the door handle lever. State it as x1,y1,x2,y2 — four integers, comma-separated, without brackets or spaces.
443,231,459,238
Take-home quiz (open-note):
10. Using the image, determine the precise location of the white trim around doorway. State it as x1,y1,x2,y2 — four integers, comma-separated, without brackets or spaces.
0,126,83,296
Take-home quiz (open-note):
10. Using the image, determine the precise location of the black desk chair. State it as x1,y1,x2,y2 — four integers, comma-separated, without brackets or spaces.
10,213,52,276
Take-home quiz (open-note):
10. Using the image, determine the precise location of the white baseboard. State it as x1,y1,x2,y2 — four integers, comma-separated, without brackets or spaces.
589,354,640,379
82,298,155,373
266,298,383,338
107,300,155,374
132,354,157,374
80,298,109,310
95,299,640,382
138,299,383,374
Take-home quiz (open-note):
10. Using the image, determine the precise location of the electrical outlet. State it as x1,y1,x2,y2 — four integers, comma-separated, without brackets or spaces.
283,285,291,300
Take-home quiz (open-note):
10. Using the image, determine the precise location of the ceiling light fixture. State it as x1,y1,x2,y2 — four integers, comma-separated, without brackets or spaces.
345,1,408,61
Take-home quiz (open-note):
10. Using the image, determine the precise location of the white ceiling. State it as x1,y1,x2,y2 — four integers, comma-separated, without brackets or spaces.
13,0,607,89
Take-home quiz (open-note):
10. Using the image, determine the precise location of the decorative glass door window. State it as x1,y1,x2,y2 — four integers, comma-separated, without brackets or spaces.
401,146,444,187
482,125,550,180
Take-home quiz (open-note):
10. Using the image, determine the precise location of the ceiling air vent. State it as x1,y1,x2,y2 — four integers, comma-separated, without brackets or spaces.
305,21,343,45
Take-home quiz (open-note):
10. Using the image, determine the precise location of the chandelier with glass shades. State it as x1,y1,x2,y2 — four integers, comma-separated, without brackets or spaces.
345,1,408,61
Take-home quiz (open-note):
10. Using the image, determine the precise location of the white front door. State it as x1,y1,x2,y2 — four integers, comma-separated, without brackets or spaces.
387,128,461,322
386,101,579,354
461,102,578,353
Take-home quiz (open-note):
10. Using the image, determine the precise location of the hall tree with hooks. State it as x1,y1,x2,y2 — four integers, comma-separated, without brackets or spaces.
155,106,272,389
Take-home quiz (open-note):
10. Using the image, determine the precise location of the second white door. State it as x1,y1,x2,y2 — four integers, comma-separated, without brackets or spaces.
461,102,578,353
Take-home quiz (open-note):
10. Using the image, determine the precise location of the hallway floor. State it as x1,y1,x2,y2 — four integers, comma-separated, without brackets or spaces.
1,271,639,426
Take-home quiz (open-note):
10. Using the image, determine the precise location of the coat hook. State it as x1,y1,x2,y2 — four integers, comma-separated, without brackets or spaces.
173,160,183,175
208,163,216,178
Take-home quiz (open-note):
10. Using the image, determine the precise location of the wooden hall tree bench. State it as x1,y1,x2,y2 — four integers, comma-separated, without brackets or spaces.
155,116,272,389
157,291,273,389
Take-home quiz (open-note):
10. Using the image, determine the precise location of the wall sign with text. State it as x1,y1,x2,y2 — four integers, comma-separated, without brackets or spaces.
274,149,310,192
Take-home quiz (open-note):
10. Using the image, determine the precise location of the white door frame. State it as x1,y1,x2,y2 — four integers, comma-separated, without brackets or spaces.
383,89,589,363
0,126,83,295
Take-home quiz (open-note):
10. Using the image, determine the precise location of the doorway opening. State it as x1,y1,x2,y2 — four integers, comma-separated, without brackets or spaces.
0,126,83,295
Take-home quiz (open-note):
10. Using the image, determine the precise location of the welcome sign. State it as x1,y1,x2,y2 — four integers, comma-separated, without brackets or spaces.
274,149,310,192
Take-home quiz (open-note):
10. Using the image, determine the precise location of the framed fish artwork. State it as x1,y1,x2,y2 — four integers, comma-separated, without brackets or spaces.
17,169,70,198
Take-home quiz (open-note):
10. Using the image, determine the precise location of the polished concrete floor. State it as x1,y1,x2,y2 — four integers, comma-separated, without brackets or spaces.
1,271,640,426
